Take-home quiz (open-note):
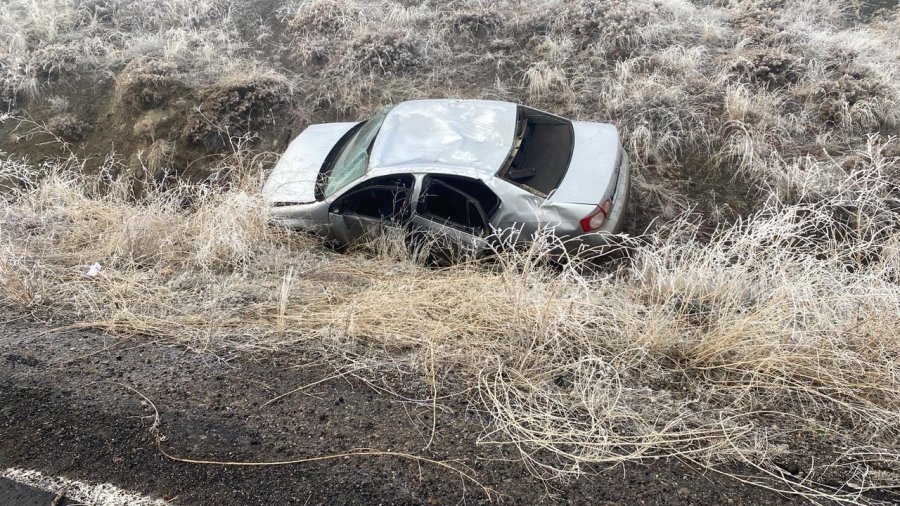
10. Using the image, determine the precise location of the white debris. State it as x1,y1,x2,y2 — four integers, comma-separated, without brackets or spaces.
2,468,170,506
85,262,103,277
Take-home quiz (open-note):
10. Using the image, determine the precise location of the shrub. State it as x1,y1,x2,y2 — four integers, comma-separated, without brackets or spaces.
448,8,505,37
800,67,898,131
115,58,186,111
47,113,87,142
565,0,658,52
730,48,800,88
287,0,359,35
344,31,421,75
183,74,290,149
727,0,787,44
0,87,19,109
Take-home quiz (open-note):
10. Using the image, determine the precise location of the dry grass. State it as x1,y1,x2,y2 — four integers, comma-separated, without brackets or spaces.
2,0,900,502
4,1,898,192
2,138,899,501
0,0,249,105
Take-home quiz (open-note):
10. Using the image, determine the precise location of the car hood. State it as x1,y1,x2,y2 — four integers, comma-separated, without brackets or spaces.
547,122,620,205
262,122,359,204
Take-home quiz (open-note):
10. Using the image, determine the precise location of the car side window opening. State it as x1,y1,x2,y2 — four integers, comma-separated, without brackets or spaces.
417,175,500,235
332,175,414,222
499,106,574,197
320,106,394,198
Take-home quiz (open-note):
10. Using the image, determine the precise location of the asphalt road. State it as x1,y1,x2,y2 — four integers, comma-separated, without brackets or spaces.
0,476,59,505
0,321,814,505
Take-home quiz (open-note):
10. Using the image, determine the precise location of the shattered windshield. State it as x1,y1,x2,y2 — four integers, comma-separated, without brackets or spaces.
323,106,393,198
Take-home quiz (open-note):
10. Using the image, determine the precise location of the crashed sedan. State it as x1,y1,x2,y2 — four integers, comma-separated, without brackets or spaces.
262,99,630,255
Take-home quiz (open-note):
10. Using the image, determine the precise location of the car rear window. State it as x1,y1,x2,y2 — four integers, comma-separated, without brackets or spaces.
498,106,574,197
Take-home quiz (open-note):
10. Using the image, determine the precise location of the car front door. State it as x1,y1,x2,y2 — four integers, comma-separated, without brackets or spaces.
327,175,414,247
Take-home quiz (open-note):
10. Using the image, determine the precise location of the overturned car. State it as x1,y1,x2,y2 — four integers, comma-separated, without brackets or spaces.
263,99,630,255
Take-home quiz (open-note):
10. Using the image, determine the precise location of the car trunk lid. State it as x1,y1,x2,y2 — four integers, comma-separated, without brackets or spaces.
546,122,620,205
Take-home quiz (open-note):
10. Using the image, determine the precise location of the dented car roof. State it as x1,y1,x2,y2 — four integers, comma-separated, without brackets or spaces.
368,99,517,177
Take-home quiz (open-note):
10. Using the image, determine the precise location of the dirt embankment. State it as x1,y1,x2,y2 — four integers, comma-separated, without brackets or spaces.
0,64,294,191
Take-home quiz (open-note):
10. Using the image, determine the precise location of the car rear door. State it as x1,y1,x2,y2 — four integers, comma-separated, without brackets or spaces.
408,176,496,259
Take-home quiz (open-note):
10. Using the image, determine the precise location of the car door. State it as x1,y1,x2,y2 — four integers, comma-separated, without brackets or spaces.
327,175,414,247
408,175,497,259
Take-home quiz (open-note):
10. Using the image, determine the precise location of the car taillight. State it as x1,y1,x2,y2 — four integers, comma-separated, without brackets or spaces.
580,199,613,232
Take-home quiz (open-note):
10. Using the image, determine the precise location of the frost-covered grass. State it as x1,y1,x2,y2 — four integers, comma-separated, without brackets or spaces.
3,1,898,210
2,137,899,501
2,0,900,502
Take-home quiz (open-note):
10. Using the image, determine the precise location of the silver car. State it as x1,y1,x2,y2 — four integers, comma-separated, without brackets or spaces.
263,99,630,255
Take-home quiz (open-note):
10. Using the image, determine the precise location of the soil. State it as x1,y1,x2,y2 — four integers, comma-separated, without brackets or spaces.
0,320,813,505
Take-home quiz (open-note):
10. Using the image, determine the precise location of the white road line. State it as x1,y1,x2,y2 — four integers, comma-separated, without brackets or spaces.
1,468,170,506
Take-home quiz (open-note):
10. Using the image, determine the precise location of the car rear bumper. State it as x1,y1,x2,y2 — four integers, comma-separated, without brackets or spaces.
600,150,630,234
